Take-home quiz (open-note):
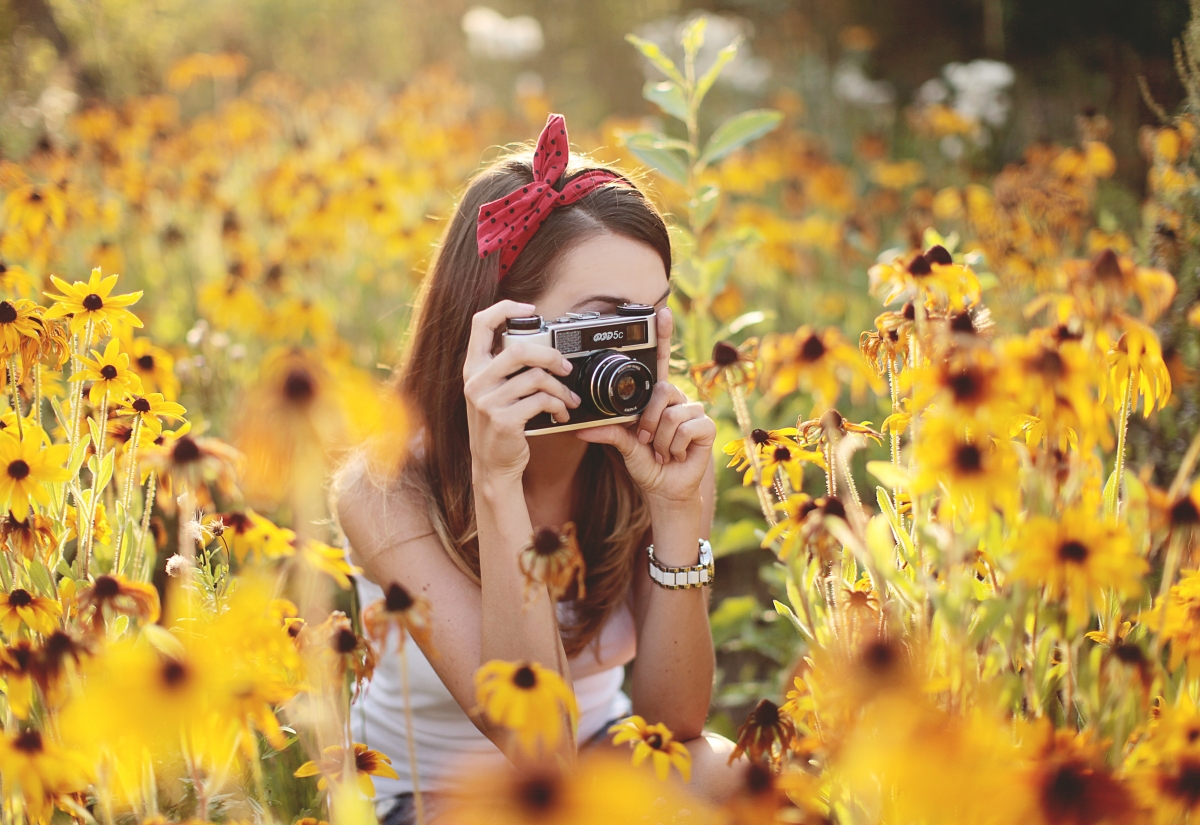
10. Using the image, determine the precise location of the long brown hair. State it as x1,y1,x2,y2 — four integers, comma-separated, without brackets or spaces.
389,145,671,658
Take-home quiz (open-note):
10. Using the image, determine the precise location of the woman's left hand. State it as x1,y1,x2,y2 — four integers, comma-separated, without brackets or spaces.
575,307,715,507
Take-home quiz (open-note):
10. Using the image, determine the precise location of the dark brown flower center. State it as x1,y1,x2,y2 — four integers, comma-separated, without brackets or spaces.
1040,763,1092,820
712,341,739,367
772,445,792,463
82,294,104,312
820,409,845,432
1032,348,1065,378
862,640,897,675
160,658,189,688
385,583,414,613
12,729,42,754
513,665,537,689
751,428,771,445
100,365,118,380
925,245,953,265
751,698,780,727
532,527,563,556
137,354,156,371
41,630,76,660
517,776,559,812
946,367,984,403
0,302,17,324
172,436,201,464
1164,760,1200,806
949,311,975,333
799,334,826,362
902,302,916,321
7,589,32,607
92,575,120,599
132,397,152,413
744,762,772,795
6,460,30,481
954,444,983,474
1059,540,1089,564
283,368,316,404
1171,496,1200,526
1112,643,1144,666
334,628,358,654
646,732,664,750
821,497,847,520
1092,248,1122,281
907,254,932,276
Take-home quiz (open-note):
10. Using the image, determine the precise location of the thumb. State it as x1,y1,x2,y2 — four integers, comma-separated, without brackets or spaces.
574,423,640,458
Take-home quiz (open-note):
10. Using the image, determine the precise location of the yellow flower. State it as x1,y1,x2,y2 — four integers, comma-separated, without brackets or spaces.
0,512,56,561
362,580,436,656
297,538,362,589
869,244,981,312
1106,320,1171,418
0,300,42,360
729,699,797,770
762,493,849,562
3,185,67,237
1011,507,1146,626
608,715,692,782
1144,569,1200,677
689,339,759,400
114,392,186,437
0,589,61,637
75,574,161,633
71,338,144,406
0,728,92,825
475,659,579,756
42,267,143,336
911,416,1020,524
126,337,180,400
722,427,804,486
294,743,398,797
757,439,823,489
761,326,879,411
519,523,586,601
0,434,69,522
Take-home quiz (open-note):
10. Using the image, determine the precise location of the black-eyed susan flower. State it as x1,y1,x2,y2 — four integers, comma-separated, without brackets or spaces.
518,523,585,601
294,743,399,796
0,512,56,561
114,392,185,437
723,427,803,486
758,440,823,490
29,630,91,710
126,337,180,400
796,408,883,447
0,434,69,522
1143,569,1200,678
75,574,160,633
1011,507,1146,626
608,715,692,782
728,699,797,771
139,423,243,513
297,538,362,589
42,267,143,336
761,326,878,412
1148,480,1200,543
0,589,61,637
71,338,143,405
1125,698,1200,821
1106,320,1172,418
869,244,981,312
721,762,826,825
0,299,42,359
911,416,1020,524
3,185,67,236
0,727,92,824
298,610,376,695
762,494,847,562
1016,726,1134,825
0,640,35,718
475,659,579,755
860,303,915,375
362,581,435,655
689,338,759,399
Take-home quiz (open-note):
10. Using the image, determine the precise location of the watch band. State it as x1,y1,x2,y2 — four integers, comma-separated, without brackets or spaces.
647,538,714,589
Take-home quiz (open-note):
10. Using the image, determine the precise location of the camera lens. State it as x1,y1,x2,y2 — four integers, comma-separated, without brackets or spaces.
578,350,653,416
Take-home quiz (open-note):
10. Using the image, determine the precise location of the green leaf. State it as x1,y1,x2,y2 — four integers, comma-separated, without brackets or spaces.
643,80,690,122
699,109,783,168
28,557,53,597
681,17,707,60
1102,468,1119,519
712,517,763,557
867,460,911,490
709,595,759,647
86,417,102,455
773,599,812,640
68,433,91,481
622,132,690,185
688,183,721,233
695,38,741,105
625,34,686,87
94,449,115,498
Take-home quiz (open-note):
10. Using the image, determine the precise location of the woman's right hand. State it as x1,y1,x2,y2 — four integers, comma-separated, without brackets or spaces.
462,300,582,481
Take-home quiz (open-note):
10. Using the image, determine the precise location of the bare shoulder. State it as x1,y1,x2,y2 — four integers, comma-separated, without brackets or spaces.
332,451,439,575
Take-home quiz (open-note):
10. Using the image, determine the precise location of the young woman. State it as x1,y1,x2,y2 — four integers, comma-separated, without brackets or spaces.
335,114,740,825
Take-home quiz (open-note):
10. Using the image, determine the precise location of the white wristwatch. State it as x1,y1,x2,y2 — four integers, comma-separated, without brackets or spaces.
647,538,714,589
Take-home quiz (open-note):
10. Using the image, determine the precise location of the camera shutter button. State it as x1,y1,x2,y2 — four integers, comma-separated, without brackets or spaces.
506,315,542,333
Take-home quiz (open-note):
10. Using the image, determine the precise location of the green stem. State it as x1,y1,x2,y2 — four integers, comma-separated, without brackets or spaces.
1111,378,1133,519
8,355,22,441
114,416,142,575
729,382,778,526
33,363,41,430
80,390,109,577
399,643,426,825
133,471,156,580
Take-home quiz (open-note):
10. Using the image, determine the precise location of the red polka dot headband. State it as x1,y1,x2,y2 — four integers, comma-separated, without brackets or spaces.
477,113,628,278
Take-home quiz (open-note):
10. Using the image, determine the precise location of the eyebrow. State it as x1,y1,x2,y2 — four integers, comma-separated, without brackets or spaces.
570,285,671,311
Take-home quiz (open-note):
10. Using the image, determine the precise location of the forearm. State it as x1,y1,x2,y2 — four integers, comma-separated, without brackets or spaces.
629,502,714,740
474,468,569,668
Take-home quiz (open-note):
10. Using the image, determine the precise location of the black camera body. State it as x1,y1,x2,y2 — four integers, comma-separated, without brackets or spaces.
501,303,658,435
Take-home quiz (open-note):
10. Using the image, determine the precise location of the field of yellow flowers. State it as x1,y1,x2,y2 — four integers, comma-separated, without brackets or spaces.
0,10,1198,825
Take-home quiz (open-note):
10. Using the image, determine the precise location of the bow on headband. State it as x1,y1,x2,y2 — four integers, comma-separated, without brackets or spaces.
477,113,626,278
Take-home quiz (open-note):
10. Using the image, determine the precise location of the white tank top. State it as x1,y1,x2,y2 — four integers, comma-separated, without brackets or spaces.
348,560,636,798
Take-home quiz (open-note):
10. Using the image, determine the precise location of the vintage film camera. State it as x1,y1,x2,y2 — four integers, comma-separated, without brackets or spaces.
500,303,658,435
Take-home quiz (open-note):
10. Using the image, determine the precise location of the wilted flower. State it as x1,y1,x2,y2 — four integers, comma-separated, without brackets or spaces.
518,523,586,601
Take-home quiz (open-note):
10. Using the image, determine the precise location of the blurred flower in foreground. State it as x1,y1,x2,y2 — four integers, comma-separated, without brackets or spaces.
294,743,398,796
475,659,578,755
518,523,585,601
0,727,92,825
729,699,796,770
363,581,435,655
608,715,692,781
